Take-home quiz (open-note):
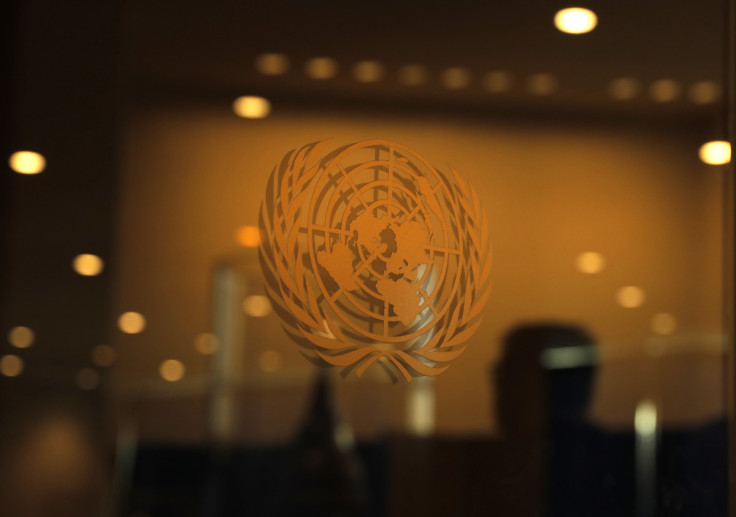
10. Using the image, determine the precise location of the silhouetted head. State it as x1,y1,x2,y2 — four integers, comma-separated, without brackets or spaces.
493,323,597,438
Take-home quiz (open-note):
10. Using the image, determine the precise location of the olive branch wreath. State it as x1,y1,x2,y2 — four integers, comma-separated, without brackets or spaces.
259,140,491,381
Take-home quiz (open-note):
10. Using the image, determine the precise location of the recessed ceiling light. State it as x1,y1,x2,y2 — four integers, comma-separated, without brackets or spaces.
554,7,598,34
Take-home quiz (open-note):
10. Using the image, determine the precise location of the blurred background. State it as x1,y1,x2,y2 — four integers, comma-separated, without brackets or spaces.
1,1,733,516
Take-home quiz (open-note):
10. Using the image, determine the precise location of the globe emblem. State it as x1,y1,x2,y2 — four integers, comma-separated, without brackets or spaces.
260,140,490,380
308,141,460,346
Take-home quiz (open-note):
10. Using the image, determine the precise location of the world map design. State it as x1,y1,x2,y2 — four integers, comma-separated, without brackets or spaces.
260,140,491,381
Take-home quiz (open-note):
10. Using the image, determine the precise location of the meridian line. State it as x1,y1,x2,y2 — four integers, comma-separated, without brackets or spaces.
425,245,460,255
419,289,439,316
310,224,349,236
338,163,369,209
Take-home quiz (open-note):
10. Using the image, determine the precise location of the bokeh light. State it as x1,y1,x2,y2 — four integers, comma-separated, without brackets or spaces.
243,295,272,317
650,313,677,335
254,53,290,75
8,326,34,348
305,57,337,79
575,252,605,274
258,350,283,372
616,286,645,308
397,64,428,86
440,67,471,89
233,96,271,119
194,332,218,355
608,77,641,101
0,354,24,377
353,60,385,83
699,141,731,165
72,254,104,276
526,73,558,95
688,81,721,104
118,312,146,334
236,225,261,247
75,368,100,390
554,7,598,34
483,71,514,93
160,359,185,382
649,79,682,102
9,151,46,175
91,344,116,367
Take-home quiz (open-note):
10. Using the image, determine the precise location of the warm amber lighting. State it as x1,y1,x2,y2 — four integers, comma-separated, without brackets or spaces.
575,252,605,274
236,225,261,247
483,71,513,93
699,141,731,165
159,359,185,382
554,7,598,34
650,313,677,335
194,332,218,355
254,53,290,75
616,286,645,308
688,81,721,104
72,254,104,276
608,77,641,101
353,60,384,83
649,79,681,102
440,67,470,90
305,57,337,79
8,326,34,348
0,354,23,377
243,295,272,317
526,73,558,95
258,350,282,372
91,344,116,367
75,368,99,390
118,312,146,334
397,64,427,86
9,151,46,175
233,96,271,119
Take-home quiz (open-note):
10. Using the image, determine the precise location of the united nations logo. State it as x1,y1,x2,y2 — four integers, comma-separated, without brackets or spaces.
260,140,491,381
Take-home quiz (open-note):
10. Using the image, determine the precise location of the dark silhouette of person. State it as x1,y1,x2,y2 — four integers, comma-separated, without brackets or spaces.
492,322,635,517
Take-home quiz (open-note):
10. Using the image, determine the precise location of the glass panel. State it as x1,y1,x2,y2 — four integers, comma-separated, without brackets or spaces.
2,2,731,517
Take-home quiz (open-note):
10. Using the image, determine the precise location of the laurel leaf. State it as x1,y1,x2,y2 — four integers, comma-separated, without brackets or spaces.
354,353,383,377
451,167,469,198
285,187,309,228
414,347,465,362
300,327,349,350
316,347,374,366
283,291,320,329
445,303,462,342
274,254,301,299
305,279,323,322
443,320,483,349
393,351,449,378
280,167,291,223
293,252,306,300
305,140,329,170
385,354,414,382
464,284,491,322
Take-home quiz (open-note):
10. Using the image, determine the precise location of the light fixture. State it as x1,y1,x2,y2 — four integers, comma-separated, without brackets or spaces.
554,7,598,34
118,312,146,334
9,151,46,175
72,254,104,276
233,96,271,119
699,141,731,165
160,359,185,382
305,57,337,80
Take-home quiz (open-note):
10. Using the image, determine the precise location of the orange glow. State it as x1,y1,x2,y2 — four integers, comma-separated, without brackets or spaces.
575,252,605,274
651,313,677,335
397,64,427,86
305,57,337,79
8,326,34,348
236,225,261,247
440,67,471,89
254,53,290,75
72,254,104,276
526,73,558,95
0,354,23,377
9,151,46,174
649,79,681,102
608,78,641,100
118,312,146,334
194,332,218,355
554,7,598,34
353,60,384,83
160,359,185,382
233,96,271,119
91,344,116,366
243,295,272,317
616,286,645,308
688,81,721,104
483,71,513,93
